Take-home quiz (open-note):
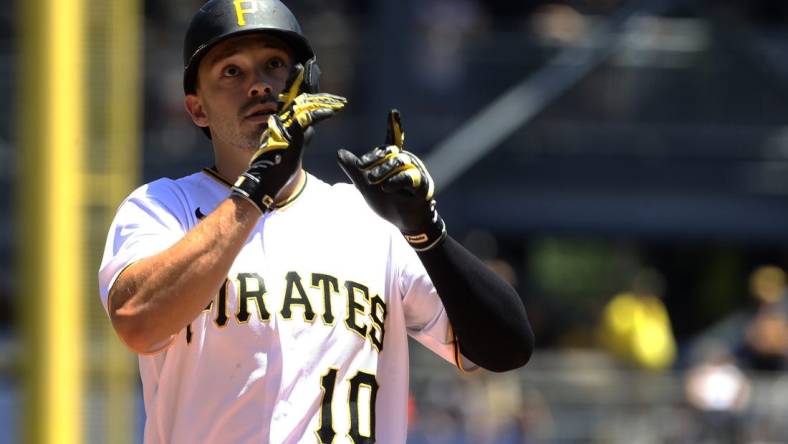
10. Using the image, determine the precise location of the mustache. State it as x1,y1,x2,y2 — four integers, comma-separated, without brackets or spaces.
238,95,278,117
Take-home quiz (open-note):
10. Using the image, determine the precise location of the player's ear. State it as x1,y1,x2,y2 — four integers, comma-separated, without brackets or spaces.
184,94,209,128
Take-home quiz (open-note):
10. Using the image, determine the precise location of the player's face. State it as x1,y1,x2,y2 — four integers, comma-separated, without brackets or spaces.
185,33,294,151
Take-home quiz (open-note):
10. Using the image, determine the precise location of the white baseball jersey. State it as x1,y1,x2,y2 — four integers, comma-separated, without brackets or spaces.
98,169,476,444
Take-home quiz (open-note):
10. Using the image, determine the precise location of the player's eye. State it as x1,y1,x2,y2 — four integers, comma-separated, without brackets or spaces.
267,57,287,70
221,65,241,77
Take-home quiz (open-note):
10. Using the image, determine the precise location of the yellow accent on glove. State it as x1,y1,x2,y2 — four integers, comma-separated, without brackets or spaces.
254,92,347,156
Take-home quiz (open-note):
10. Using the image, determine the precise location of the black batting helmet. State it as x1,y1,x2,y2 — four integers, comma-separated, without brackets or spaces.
183,0,314,95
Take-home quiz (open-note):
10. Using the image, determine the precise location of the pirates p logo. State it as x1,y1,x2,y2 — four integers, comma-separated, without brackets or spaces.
233,0,258,26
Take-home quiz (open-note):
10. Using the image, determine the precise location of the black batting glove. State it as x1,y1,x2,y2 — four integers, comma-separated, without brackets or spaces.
232,64,347,214
337,109,447,251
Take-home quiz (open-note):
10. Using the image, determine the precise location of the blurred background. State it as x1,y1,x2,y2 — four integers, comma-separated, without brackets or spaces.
4,0,788,442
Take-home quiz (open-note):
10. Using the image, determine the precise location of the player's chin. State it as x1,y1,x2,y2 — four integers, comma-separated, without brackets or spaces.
241,119,268,135
240,127,268,149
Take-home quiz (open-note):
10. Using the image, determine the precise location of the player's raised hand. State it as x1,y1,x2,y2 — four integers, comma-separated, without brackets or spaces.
232,63,347,214
337,109,447,251
260,63,347,153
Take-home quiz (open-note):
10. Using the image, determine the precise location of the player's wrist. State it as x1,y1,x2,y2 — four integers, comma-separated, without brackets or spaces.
228,192,266,217
402,203,447,252
230,173,276,214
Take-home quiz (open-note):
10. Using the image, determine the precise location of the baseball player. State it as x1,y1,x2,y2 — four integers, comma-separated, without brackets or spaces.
98,1,533,443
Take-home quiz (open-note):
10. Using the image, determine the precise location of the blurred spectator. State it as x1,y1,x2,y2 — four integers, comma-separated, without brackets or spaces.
491,386,555,444
744,372,788,442
408,406,470,444
684,340,751,443
737,265,788,372
408,376,471,444
598,268,677,370
463,374,523,443
529,3,587,46
301,1,356,95
407,392,418,434
414,0,488,94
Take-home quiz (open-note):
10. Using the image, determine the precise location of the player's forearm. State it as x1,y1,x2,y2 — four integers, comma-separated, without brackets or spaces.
337,109,533,370
417,236,534,372
109,196,259,353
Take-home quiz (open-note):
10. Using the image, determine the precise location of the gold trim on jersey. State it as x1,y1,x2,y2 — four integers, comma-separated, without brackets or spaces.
234,272,271,324
273,172,308,210
450,326,473,374
201,166,234,187
345,369,379,443
311,273,340,326
367,294,386,353
344,280,370,341
280,271,317,323
212,279,231,328
315,367,340,444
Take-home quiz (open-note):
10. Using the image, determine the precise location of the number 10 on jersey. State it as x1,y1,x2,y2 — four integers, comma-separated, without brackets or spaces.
317,368,379,444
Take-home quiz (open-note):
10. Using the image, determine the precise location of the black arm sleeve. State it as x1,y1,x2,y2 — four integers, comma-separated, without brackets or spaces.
416,235,534,372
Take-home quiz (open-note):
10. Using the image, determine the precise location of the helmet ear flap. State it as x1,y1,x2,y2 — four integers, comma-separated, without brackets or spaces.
302,57,321,94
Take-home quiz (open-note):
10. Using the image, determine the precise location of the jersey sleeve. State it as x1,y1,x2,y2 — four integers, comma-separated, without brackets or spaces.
98,179,190,314
394,231,479,373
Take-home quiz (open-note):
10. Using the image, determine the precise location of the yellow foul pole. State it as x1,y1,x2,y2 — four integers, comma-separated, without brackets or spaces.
103,0,142,442
19,0,85,442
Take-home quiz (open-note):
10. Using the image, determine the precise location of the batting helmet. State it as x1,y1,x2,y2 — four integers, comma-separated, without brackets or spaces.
183,0,315,95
